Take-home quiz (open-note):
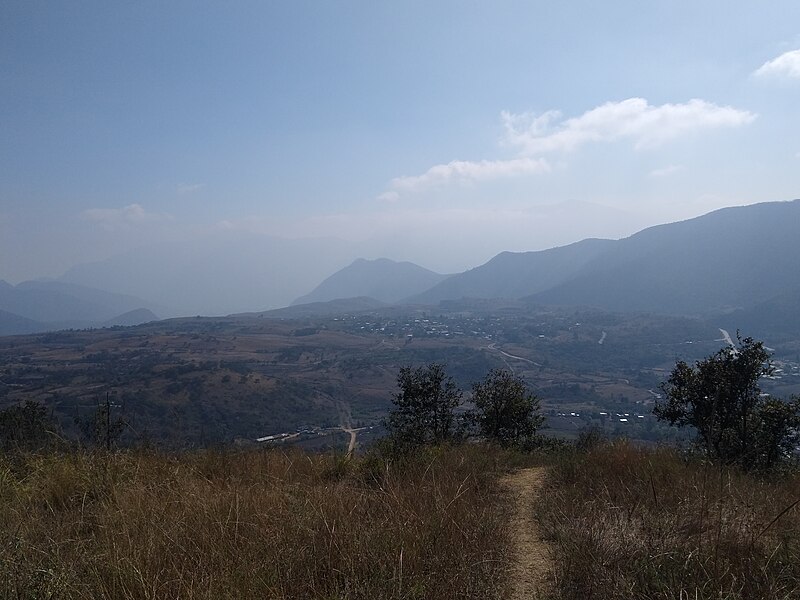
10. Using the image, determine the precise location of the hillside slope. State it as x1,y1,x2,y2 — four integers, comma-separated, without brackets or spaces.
0,309,46,336
0,279,161,324
405,238,614,305
532,200,800,315
102,308,160,327
242,296,386,319
718,287,800,340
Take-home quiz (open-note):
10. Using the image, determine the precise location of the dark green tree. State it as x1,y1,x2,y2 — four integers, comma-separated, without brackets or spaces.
0,400,54,452
654,335,800,470
386,363,462,446
470,369,544,447
750,396,800,470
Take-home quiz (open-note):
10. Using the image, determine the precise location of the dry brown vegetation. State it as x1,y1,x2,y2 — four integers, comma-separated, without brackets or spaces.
5,438,800,600
538,441,800,599
0,445,519,600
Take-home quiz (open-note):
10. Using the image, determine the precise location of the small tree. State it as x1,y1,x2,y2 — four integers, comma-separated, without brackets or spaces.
470,369,544,447
654,335,800,470
0,400,55,452
750,396,800,470
386,363,462,446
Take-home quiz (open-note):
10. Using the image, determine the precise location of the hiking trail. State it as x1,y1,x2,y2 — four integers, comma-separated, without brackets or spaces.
501,467,552,599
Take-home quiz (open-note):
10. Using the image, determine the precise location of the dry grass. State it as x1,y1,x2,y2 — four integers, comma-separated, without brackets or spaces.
12,438,795,600
538,441,800,599
0,445,515,599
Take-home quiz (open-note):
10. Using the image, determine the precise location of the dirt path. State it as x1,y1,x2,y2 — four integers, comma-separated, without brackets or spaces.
342,426,358,457
502,467,552,599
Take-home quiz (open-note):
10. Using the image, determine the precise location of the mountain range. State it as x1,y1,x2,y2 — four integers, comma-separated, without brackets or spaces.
530,200,800,315
59,232,362,316
4,199,800,336
0,280,160,336
404,238,613,305
291,199,800,325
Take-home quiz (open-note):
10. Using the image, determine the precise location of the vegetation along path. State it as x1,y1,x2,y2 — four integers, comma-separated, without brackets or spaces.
502,467,552,599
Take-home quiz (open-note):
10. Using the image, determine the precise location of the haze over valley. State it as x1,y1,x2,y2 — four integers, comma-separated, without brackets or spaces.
2,199,800,447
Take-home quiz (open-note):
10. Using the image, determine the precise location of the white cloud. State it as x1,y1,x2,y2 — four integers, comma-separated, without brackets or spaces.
83,204,171,229
376,190,400,202
649,164,684,177
754,49,800,79
381,97,754,199
388,157,550,194
503,98,756,154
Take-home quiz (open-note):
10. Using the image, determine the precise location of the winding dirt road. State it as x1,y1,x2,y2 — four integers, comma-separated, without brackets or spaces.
501,467,552,599
486,343,543,366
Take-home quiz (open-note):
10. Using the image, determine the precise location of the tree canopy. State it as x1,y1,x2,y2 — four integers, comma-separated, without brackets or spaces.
386,363,462,446
654,335,800,470
470,368,544,447
386,364,546,450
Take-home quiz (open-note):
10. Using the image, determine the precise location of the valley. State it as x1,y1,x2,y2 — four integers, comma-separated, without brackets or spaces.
3,302,798,448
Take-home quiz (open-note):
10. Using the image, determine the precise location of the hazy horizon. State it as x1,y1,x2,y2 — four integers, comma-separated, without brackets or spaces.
3,2,800,311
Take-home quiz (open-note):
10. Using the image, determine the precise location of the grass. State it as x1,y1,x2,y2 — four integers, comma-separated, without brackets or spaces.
537,440,800,599
0,445,517,600
4,439,799,599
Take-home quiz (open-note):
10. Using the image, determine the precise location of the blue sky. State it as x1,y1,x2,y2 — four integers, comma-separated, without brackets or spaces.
2,1,800,284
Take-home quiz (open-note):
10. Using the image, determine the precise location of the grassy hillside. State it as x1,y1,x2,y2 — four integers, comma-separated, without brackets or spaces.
539,441,800,599
2,441,798,599
0,445,520,600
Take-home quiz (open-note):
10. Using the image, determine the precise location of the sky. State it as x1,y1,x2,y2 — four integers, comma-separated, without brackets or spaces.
2,1,800,289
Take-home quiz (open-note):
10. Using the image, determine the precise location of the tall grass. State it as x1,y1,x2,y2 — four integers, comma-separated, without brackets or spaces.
538,441,800,599
0,445,514,599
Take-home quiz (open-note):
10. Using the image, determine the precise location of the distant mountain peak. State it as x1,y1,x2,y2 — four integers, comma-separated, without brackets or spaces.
292,258,450,306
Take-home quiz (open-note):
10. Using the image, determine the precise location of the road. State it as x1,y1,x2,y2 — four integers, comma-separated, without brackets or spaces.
486,343,542,366
333,396,367,457
340,426,364,457
719,328,735,347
